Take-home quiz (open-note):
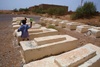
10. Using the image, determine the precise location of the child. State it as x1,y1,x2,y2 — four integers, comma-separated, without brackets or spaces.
17,19,32,40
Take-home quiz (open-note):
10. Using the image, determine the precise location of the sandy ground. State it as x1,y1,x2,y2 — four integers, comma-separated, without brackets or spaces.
0,14,100,67
0,14,40,67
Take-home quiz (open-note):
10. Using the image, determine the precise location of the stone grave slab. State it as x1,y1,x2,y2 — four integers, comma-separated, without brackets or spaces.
88,28,100,38
34,35,66,45
52,19,62,26
16,28,58,43
23,43,100,67
66,22,83,30
54,44,96,67
23,57,58,67
58,20,69,28
13,25,20,30
76,25,92,33
20,35,78,63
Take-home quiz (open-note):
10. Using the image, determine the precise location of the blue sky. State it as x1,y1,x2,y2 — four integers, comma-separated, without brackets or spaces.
0,0,100,11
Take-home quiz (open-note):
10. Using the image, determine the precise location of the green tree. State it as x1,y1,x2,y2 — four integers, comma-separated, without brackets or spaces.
71,1,97,20
13,8,18,12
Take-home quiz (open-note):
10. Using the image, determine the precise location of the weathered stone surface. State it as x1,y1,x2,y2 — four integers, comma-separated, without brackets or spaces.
29,29,58,40
76,25,91,33
88,28,100,38
13,25,20,30
14,28,43,37
54,44,96,67
23,43,100,67
20,35,78,63
58,20,69,28
23,57,58,67
52,19,62,26
16,28,58,43
34,35,66,45
66,22,83,30
79,43,100,67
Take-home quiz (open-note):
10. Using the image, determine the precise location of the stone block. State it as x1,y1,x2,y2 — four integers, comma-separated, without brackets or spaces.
54,44,96,67
78,43,100,67
23,43,100,67
12,17,17,22
76,25,91,33
52,19,62,26
34,35,66,45
29,29,58,40
13,25,20,30
58,20,69,28
20,35,78,63
31,24,41,29
14,28,43,37
66,22,83,30
88,28,100,38
16,28,58,43
23,57,58,67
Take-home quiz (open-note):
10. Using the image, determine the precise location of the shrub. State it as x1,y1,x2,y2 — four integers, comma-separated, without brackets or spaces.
47,25,56,29
13,8,18,12
47,7,67,15
71,1,97,20
82,2,96,17
19,8,29,12
32,8,45,14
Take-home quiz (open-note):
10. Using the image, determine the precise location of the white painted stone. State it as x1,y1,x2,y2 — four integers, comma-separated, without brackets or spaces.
14,28,43,37
12,17,17,22
88,28,100,38
59,20,69,28
13,25,20,30
31,24,41,29
23,43,100,67
12,23,19,25
76,25,92,33
34,35,66,45
93,27,100,30
66,22,83,30
23,56,58,67
16,17,25,21
54,44,96,67
52,19,62,26
79,43,100,67
16,28,58,43
29,29,58,40
20,35,78,63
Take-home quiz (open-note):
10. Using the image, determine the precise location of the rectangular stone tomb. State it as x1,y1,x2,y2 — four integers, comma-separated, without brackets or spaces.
88,28,100,38
12,23,19,25
66,22,83,30
76,25,92,33
13,25,20,29
54,44,96,67
29,29,58,39
23,44,100,67
52,19,62,26
17,28,58,43
16,17,25,21
20,35,78,63
79,43,100,67
58,20,69,28
34,35,66,45
93,27,100,30
14,28,43,37
23,57,58,67
12,17,17,22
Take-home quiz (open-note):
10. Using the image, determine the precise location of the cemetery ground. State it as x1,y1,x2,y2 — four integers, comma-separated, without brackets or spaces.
0,14,100,67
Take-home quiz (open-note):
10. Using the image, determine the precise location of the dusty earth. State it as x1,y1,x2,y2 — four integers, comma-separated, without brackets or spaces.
0,14,100,67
